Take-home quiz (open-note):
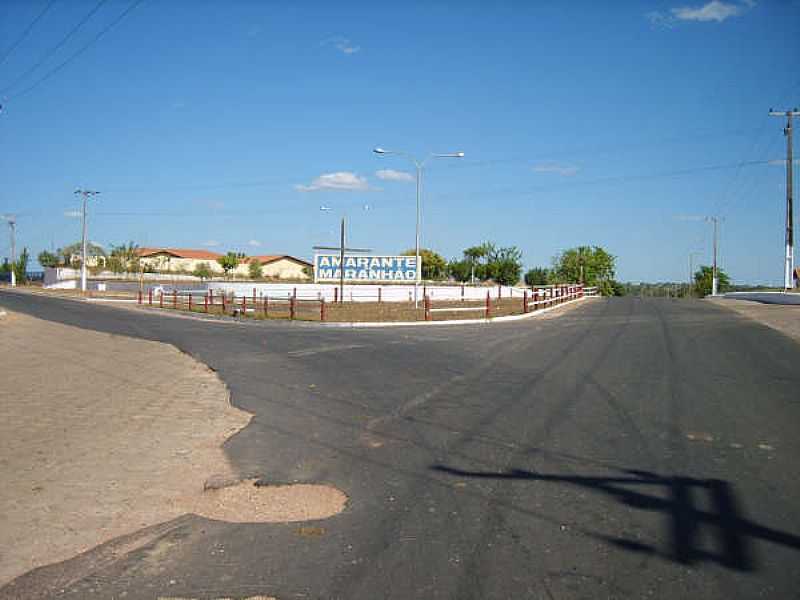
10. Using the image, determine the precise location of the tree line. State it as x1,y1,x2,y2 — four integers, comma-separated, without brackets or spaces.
399,243,620,294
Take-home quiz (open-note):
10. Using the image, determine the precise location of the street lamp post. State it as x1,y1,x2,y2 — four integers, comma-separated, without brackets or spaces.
373,147,464,307
74,189,100,293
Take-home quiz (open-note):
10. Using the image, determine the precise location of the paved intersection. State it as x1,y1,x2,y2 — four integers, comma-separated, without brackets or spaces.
1,292,798,599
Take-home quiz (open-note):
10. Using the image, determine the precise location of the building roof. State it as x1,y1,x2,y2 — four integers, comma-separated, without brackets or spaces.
247,255,312,267
136,247,223,260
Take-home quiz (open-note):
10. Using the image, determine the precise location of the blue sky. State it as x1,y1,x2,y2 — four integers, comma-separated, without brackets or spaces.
0,0,798,283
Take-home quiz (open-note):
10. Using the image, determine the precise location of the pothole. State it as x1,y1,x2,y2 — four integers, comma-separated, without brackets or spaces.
190,478,347,523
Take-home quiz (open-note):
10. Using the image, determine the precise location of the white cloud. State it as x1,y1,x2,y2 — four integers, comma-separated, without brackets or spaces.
648,1,754,25
295,171,372,192
202,240,221,247
532,162,580,177
247,239,261,247
646,11,675,26
322,36,360,55
769,159,800,166
673,0,744,21
64,210,82,218
375,169,414,182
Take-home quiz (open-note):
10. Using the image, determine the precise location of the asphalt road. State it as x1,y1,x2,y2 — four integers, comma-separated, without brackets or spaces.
1,292,799,600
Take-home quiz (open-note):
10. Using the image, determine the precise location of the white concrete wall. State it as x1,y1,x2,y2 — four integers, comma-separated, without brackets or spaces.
206,282,570,303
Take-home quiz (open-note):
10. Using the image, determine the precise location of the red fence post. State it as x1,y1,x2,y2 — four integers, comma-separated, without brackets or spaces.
148,289,153,306
334,287,338,303
172,290,177,309
424,295,431,321
264,295,269,317
290,296,296,320
485,291,491,319
320,298,326,321
138,290,142,304
188,294,192,311
523,290,528,314
159,291,164,308
533,290,539,310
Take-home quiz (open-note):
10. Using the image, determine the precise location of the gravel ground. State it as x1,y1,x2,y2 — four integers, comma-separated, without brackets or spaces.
0,311,344,590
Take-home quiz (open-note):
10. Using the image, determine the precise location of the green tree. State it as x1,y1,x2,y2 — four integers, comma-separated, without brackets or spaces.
193,262,213,280
447,258,473,282
462,242,495,281
14,247,29,284
217,252,240,277
37,250,59,268
402,248,448,280
108,242,139,273
248,259,263,280
610,280,626,296
552,246,616,295
57,241,106,269
524,267,550,286
694,265,730,297
486,246,523,285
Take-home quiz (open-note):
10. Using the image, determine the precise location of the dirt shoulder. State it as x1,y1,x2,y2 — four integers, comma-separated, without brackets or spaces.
708,297,800,343
0,310,253,586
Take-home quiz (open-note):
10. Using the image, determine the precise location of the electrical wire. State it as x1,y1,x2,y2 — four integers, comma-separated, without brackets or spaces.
6,0,145,101
0,0,57,68
0,0,110,96
434,159,774,202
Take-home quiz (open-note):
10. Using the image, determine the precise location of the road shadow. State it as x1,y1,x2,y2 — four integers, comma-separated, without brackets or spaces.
431,464,800,572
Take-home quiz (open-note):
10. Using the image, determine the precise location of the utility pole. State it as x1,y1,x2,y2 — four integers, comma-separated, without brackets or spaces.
3,215,16,287
706,216,720,296
769,108,798,289
313,215,371,304
340,217,346,303
74,189,100,293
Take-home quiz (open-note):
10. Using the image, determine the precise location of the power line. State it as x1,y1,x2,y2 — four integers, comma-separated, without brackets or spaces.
434,159,775,202
7,0,145,101
0,0,110,96
0,0,57,68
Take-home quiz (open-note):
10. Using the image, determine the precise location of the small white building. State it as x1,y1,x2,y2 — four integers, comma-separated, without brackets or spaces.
136,248,225,273
236,255,312,279
136,248,311,279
